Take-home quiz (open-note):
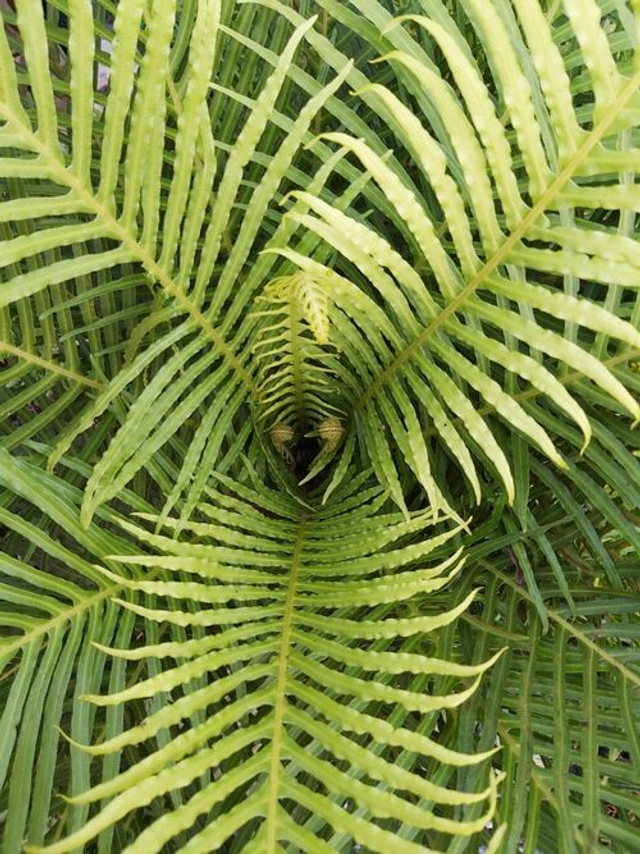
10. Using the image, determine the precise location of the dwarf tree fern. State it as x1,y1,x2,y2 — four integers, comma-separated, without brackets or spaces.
1,0,639,852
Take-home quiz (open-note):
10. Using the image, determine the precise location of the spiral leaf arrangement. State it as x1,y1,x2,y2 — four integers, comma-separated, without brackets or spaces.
1,1,639,852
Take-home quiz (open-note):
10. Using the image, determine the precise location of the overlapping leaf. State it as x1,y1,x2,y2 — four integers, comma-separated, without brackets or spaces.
0,451,148,853
28,476,503,854
2,2,640,852
263,0,640,514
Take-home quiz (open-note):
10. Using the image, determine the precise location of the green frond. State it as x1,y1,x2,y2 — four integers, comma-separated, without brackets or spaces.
253,270,343,434
254,1,640,514
2,1,639,851
0,450,146,853
27,479,500,854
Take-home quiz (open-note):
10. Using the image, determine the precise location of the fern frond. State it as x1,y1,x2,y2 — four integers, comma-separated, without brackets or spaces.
2,1,639,851
253,270,342,432
0,450,148,852
456,514,640,854
28,478,501,854
266,0,640,513
0,0,354,525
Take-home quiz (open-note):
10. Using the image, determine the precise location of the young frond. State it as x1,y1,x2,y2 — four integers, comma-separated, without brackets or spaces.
253,271,344,436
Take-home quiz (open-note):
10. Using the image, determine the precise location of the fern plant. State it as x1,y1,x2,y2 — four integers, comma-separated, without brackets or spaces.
1,0,639,852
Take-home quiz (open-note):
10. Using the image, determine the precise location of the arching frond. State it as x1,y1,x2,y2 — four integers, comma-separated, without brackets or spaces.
0,0,354,526
26,476,503,854
453,498,640,854
0,451,144,853
264,0,640,513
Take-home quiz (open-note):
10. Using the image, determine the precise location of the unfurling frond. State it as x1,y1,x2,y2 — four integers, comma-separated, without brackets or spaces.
253,271,343,432
318,415,344,453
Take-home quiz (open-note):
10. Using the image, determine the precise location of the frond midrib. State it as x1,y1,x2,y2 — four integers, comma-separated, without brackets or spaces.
265,513,308,852
0,559,168,662
0,580,119,662
289,289,306,425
